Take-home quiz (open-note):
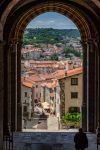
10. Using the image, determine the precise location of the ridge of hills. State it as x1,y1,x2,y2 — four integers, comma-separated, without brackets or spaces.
23,28,80,45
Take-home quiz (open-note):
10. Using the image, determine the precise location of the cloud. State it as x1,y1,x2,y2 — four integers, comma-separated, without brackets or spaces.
36,20,43,23
49,20,55,23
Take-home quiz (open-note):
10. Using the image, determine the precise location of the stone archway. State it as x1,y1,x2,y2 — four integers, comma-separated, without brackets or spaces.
2,0,100,135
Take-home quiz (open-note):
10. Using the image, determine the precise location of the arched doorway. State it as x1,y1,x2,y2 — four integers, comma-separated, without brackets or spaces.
2,0,100,135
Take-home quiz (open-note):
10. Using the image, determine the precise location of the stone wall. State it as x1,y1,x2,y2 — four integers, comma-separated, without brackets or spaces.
0,43,4,149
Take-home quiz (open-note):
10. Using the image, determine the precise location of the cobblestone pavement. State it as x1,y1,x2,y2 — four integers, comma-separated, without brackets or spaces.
10,131,98,150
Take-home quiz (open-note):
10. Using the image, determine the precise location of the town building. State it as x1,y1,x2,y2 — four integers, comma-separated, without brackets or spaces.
21,46,42,60
40,79,60,118
21,60,82,74
21,80,34,128
59,67,83,116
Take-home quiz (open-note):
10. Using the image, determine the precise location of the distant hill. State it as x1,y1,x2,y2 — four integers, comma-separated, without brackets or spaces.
23,28,80,46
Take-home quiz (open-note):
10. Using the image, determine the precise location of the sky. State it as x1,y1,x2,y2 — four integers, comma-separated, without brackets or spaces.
27,12,78,29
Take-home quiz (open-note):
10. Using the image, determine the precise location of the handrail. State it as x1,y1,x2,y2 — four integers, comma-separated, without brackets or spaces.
3,133,13,150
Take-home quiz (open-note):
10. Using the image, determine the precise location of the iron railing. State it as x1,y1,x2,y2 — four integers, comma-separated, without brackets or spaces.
3,133,13,150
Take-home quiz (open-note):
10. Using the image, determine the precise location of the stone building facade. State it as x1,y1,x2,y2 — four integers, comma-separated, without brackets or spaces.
41,80,60,117
59,68,82,114
21,84,33,124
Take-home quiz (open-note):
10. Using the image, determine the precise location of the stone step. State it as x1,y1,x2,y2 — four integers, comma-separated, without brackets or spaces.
47,116,58,130
10,132,97,150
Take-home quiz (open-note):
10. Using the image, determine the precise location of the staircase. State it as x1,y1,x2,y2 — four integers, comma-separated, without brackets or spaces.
47,115,58,130
10,132,96,150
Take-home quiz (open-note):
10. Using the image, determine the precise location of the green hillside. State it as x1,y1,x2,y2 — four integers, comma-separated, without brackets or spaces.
23,28,80,46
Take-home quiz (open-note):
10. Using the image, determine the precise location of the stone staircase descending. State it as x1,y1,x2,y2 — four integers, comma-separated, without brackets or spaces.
47,115,59,130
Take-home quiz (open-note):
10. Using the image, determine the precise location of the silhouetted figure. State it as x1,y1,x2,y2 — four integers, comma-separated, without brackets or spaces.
74,128,88,150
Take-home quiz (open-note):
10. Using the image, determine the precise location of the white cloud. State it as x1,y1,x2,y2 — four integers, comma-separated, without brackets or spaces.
49,20,55,23
36,20,43,23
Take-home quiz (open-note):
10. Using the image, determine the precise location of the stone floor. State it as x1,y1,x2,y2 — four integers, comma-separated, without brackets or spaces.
4,130,99,150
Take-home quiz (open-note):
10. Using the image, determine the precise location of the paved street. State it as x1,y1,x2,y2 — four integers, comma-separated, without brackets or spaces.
8,131,98,150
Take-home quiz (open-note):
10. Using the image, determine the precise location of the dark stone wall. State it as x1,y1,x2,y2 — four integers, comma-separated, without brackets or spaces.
0,43,4,150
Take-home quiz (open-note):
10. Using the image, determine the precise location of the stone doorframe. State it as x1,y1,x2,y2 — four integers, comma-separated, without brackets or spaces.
1,0,100,134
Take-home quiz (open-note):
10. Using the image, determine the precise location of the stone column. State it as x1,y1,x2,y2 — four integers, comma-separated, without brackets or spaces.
3,42,10,136
10,39,18,132
87,39,96,132
9,40,22,131
95,40,100,132
82,39,96,132
97,53,100,127
17,41,22,131
81,41,87,131
0,42,4,150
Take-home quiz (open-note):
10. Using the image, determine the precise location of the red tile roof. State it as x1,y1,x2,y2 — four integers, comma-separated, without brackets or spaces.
58,67,82,80
21,67,82,88
22,81,33,88
41,80,58,89
66,67,82,77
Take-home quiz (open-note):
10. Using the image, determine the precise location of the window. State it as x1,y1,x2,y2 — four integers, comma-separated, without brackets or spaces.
36,85,38,88
50,88,53,93
71,92,78,98
69,107,80,113
71,78,78,85
25,92,27,97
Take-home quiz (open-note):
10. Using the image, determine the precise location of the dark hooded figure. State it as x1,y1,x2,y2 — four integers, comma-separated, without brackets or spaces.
74,128,88,150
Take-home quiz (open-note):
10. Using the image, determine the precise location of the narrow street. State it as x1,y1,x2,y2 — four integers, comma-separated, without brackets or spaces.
37,114,48,129
24,113,60,130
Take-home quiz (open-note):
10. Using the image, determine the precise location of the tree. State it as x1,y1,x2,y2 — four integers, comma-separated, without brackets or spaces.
50,53,58,60
63,47,81,58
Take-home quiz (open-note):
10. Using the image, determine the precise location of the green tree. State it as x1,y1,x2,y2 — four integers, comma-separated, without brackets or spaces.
50,53,58,60
63,47,81,58
62,112,81,123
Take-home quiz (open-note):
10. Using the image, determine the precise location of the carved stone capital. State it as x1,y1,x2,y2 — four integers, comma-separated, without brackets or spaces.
8,38,19,53
82,38,99,53
8,38,19,46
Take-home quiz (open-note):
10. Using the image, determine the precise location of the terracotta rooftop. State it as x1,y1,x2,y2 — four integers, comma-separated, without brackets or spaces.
28,74,45,82
22,81,33,88
41,80,58,89
21,67,83,87
58,67,82,80
21,48,42,53
66,67,82,77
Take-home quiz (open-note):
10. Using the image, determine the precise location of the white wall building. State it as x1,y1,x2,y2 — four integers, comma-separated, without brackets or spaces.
21,81,33,128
